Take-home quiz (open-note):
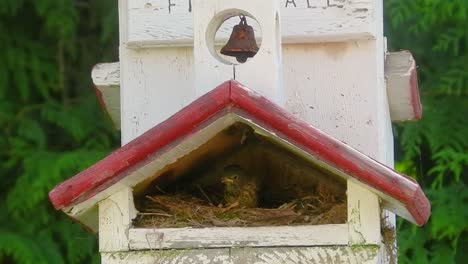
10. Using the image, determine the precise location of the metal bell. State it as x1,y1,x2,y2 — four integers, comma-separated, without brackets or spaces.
220,16,259,63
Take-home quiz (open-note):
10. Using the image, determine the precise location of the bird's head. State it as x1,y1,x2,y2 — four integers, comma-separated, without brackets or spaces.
221,165,246,188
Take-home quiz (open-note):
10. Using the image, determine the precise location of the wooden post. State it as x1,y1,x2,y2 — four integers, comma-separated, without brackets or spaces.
99,187,137,253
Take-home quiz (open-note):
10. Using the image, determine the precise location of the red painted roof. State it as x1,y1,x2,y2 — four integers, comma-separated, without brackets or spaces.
49,80,430,226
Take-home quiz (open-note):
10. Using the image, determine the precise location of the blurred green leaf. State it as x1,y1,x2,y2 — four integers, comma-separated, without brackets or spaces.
388,0,468,263
0,0,118,262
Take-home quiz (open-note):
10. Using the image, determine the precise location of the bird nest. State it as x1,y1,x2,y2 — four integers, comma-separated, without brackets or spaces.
132,124,348,228
133,192,346,228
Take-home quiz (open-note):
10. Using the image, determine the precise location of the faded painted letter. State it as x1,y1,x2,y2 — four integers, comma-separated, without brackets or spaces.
168,0,176,13
285,0,297,8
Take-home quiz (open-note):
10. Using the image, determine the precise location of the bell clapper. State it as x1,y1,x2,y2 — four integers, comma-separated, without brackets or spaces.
233,64,236,80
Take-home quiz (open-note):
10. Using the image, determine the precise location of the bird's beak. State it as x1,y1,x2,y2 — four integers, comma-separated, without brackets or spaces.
222,178,234,184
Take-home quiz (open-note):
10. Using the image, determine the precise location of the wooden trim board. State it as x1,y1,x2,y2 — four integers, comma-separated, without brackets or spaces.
385,50,422,122
91,50,423,129
101,246,380,264
123,0,377,47
128,225,348,250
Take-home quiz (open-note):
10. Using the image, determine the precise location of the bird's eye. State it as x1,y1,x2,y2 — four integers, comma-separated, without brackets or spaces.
233,175,239,180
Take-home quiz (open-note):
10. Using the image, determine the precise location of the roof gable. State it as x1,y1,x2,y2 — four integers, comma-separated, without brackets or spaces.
49,80,430,226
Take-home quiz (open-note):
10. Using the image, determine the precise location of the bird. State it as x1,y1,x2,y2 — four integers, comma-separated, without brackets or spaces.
221,164,258,209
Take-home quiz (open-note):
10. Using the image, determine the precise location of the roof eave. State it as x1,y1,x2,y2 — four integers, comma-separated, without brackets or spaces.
49,80,431,227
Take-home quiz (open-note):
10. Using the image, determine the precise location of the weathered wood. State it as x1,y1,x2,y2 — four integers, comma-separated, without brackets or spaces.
128,225,348,250
50,82,430,232
122,0,376,48
282,41,392,159
347,180,380,245
99,187,138,252
385,50,422,122
101,246,380,264
380,210,397,264
90,50,422,130
92,63,121,129
280,0,390,253
193,0,283,103
119,47,196,143
92,63,120,86
116,2,384,144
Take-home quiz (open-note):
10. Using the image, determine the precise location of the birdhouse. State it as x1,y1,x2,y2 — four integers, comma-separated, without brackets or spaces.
50,0,429,263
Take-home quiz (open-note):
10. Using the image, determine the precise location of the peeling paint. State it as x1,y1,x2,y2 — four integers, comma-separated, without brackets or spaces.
101,246,380,264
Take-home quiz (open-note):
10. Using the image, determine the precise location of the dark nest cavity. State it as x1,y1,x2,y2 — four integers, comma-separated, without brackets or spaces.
133,123,347,228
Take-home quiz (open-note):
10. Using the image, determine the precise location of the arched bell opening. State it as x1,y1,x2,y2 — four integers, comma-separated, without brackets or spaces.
207,9,263,65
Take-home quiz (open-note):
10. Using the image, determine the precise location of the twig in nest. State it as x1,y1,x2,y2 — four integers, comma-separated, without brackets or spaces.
154,185,167,194
278,202,295,210
138,213,173,217
145,196,171,211
145,195,161,203
197,184,214,205
221,201,239,212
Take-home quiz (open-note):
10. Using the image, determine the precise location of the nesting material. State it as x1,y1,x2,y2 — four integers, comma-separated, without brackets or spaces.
133,192,346,228
133,123,347,228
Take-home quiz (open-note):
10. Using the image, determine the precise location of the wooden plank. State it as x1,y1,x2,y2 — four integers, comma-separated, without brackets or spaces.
385,51,422,122
92,63,120,86
99,187,138,252
101,246,380,264
123,0,376,47
119,47,196,143
90,56,422,124
347,180,380,245
282,41,392,160
128,225,348,250
92,63,121,129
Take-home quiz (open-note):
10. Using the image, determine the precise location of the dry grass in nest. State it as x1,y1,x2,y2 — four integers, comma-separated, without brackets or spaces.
133,192,346,228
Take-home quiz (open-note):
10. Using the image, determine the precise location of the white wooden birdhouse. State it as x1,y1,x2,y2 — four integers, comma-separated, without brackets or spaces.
50,0,429,263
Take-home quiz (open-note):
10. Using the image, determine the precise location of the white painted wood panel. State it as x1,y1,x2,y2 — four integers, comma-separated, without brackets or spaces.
282,41,391,160
93,63,120,86
91,50,422,129
385,50,421,122
92,63,121,129
128,224,348,250
123,0,376,47
119,47,195,143
348,181,381,245
193,0,283,103
99,187,138,252
102,246,380,264
280,0,388,247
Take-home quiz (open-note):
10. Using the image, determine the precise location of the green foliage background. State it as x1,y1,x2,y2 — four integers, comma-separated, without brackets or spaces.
386,1,468,263
0,0,466,263
0,1,119,263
